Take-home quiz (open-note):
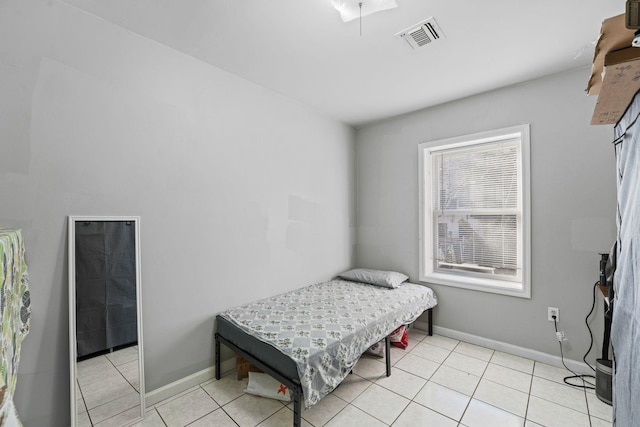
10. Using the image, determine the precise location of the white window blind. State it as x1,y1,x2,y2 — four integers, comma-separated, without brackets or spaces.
432,140,520,277
419,125,530,298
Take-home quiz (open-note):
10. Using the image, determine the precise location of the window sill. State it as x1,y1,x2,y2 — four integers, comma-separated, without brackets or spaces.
419,272,530,299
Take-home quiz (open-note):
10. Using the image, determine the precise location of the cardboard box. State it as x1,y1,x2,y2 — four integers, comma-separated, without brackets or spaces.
236,355,262,380
587,14,635,96
605,46,640,66
591,55,640,125
588,14,640,125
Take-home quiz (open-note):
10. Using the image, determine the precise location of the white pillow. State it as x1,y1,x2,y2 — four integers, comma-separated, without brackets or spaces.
336,268,409,288
245,372,291,401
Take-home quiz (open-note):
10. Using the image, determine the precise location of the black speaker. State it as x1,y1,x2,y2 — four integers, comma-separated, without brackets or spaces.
595,358,613,406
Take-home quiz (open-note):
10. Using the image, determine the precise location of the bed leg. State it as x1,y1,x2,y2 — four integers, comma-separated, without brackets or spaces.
428,308,433,336
293,389,302,427
385,335,391,377
215,333,221,380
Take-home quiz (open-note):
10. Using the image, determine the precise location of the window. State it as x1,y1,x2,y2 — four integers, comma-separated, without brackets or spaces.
419,125,531,298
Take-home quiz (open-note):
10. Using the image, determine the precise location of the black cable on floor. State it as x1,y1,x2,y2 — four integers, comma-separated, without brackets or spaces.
552,315,595,389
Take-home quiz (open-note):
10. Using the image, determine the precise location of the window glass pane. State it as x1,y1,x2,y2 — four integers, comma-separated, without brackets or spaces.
433,140,519,212
435,214,518,276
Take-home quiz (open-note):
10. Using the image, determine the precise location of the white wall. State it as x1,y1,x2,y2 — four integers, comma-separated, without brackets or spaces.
0,1,355,425
356,68,616,363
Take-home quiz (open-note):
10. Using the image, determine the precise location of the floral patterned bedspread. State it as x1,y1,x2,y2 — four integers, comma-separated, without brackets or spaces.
0,229,30,397
220,279,437,408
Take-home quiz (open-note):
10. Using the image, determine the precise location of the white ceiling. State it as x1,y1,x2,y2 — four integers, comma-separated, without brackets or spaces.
63,0,624,127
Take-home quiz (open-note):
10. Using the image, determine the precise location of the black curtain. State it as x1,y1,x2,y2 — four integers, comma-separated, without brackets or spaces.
75,221,137,358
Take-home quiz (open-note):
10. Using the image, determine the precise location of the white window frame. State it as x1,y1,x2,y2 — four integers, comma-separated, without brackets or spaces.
418,125,531,298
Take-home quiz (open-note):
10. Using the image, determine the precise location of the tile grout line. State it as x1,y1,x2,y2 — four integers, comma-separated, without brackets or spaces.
405,376,461,425
318,394,351,427
179,384,223,427
457,347,493,426
522,361,535,425
84,362,140,424
396,337,463,425
154,406,169,427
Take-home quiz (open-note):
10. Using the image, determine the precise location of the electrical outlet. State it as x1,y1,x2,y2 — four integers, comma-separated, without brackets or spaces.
548,307,559,322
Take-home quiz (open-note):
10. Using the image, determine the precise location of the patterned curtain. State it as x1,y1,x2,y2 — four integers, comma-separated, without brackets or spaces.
0,229,32,424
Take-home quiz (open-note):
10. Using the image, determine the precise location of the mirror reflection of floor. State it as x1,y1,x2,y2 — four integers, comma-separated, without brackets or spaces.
76,346,141,426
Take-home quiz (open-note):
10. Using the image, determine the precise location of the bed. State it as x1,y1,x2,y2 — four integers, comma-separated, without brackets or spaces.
215,270,437,427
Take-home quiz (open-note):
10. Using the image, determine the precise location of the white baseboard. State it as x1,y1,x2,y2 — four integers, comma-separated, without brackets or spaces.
145,358,236,407
413,322,593,375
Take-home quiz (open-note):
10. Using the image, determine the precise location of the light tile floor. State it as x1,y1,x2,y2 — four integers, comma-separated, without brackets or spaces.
121,331,614,426
76,345,142,426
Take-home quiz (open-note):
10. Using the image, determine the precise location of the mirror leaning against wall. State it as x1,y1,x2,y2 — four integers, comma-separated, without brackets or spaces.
68,216,145,427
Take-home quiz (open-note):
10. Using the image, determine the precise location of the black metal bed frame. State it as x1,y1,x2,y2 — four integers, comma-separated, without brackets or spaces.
215,307,433,427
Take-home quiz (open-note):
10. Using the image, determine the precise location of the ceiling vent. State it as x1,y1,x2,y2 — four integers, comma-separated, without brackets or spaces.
395,17,445,49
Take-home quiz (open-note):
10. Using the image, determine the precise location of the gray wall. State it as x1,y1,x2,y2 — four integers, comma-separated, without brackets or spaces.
0,1,355,425
356,68,616,363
